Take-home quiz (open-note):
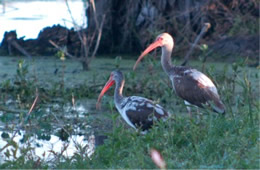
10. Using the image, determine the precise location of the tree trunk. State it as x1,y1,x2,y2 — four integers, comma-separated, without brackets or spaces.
82,60,90,71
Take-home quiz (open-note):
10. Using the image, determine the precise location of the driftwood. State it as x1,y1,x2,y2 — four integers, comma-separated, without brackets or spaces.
7,37,32,58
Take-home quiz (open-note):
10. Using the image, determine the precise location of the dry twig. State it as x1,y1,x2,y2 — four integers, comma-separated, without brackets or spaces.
181,23,211,66
49,40,77,59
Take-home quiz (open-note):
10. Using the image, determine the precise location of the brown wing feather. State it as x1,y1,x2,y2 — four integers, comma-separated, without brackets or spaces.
174,76,208,107
125,97,168,131
172,67,225,113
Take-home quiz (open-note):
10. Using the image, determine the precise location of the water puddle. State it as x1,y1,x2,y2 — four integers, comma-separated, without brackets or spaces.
0,130,95,164
0,98,105,164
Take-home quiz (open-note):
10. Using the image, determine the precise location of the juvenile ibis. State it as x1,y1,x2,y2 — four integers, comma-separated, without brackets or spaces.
133,33,225,116
96,70,169,132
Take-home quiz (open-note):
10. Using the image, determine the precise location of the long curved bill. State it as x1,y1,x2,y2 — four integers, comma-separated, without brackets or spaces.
133,39,163,70
96,77,115,109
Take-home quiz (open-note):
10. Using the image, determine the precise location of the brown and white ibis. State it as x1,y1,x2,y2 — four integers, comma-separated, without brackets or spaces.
133,33,225,116
96,70,169,132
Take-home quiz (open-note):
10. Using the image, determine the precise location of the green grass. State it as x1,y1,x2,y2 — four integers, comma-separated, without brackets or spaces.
88,113,258,169
0,55,259,168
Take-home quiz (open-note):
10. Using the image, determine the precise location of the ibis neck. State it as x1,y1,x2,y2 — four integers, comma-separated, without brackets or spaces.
114,79,124,106
161,44,174,76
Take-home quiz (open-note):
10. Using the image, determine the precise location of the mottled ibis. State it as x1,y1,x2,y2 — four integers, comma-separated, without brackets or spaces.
96,70,169,132
133,33,225,116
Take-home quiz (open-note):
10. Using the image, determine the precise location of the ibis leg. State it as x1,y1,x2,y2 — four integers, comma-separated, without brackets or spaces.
184,101,192,118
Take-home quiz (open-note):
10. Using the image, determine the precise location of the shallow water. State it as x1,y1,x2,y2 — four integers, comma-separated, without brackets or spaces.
0,0,85,42
0,130,96,164
0,100,98,164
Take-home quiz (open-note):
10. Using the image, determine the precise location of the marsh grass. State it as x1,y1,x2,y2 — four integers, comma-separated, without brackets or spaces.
0,56,259,168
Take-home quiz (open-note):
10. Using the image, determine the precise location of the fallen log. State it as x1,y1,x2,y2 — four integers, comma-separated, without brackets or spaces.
7,38,32,58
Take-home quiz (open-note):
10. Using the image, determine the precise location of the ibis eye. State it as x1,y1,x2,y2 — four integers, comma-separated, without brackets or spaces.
158,37,163,41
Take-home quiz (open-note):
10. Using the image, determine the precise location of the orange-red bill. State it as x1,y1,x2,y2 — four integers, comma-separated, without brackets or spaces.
133,39,163,70
96,77,115,109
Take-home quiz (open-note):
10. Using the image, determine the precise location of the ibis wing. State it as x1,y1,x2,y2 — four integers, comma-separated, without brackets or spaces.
124,97,168,130
172,68,225,113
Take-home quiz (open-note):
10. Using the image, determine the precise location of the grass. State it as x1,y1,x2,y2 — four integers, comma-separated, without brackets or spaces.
89,114,258,169
0,55,259,168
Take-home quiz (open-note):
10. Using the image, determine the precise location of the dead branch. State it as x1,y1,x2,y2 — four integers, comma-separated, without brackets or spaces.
90,0,98,27
0,89,39,153
87,0,100,56
64,0,85,47
26,89,39,119
64,0,81,30
7,39,32,58
17,88,39,127
89,14,106,63
181,23,211,66
49,40,77,60
63,0,106,70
